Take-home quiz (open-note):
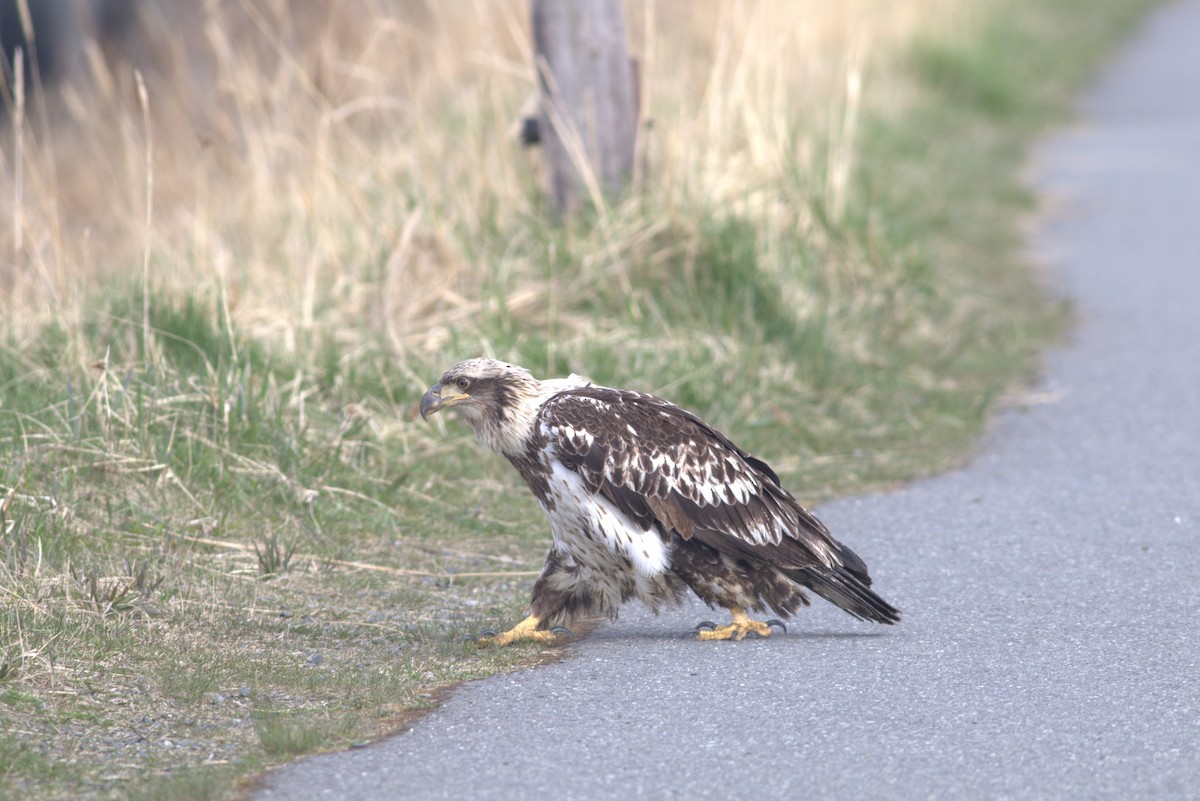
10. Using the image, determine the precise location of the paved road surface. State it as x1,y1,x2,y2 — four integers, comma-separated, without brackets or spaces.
255,3,1200,798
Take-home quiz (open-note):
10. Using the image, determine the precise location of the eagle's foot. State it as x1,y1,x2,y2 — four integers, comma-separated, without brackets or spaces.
686,620,720,638
470,615,571,648
693,609,783,641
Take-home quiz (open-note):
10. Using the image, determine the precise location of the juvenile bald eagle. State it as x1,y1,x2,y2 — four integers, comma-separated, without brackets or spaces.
420,358,899,643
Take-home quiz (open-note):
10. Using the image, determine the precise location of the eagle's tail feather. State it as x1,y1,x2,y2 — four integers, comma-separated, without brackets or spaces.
790,566,900,625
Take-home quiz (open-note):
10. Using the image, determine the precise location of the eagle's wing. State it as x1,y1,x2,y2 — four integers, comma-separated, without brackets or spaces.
536,387,866,577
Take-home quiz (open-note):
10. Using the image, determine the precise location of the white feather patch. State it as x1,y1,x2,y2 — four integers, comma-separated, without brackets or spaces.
542,461,671,582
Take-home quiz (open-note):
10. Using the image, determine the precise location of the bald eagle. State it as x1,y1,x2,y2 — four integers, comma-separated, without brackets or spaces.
420,358,899,643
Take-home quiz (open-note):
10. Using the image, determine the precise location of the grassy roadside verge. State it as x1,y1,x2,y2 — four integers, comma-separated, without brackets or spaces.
1,1,1159,799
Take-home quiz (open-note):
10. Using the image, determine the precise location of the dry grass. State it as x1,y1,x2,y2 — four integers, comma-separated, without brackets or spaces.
2,0,969,359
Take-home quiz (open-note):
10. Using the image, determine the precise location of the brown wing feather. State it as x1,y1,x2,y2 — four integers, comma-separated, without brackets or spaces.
536,387,847,573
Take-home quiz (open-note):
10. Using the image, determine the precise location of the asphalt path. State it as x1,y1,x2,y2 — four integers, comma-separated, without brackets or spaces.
255,3,1200,798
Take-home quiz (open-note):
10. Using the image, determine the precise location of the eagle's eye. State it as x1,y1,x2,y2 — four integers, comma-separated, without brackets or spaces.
455,378,471,390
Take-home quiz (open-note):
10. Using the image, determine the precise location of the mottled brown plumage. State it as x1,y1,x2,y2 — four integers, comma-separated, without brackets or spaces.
420,358,899,643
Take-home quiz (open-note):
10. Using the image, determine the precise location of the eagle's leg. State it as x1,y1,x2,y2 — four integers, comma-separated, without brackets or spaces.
695,608,782,641
473,615,568,647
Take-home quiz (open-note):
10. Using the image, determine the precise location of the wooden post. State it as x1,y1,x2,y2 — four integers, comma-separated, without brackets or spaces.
530,0,638,217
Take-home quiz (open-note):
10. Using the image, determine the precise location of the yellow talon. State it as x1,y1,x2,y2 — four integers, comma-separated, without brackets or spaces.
473,615,566,647
695,608,776,641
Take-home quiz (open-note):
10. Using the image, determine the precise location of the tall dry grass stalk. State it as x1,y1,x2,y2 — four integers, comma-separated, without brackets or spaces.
0,0,971,367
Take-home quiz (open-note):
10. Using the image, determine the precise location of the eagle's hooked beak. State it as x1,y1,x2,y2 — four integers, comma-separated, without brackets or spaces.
419,384,469,420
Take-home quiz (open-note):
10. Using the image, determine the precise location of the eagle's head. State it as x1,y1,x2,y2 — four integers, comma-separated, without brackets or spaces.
419,358,545,456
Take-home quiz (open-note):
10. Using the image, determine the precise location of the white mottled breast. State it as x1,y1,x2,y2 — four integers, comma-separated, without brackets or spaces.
540,460,671,588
